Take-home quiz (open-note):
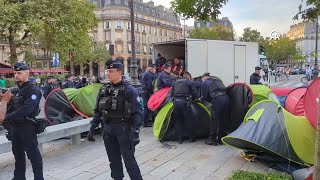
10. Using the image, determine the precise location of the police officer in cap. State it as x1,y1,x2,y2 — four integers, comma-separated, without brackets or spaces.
43,76,57,99
92,62,143,180
156,63,174,90
3,63,43,180
141,64,156,127
250,66,263,85
172,73,198,144
200,73,230,146
61,74,74,89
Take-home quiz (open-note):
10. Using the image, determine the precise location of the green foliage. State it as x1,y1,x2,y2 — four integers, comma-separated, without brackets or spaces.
266,37,297,63
229,170,292,180
171,0,228,21
294,0,320,20
92,41,111,62
24,49,35,65
189,25,235,41
240,27,264,42
0,0,98,64
4,78,16,88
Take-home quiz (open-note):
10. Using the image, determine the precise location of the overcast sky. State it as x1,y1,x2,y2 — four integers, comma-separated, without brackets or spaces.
144,0,304,38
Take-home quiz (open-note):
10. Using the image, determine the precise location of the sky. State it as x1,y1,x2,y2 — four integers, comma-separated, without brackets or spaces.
144,0,305,38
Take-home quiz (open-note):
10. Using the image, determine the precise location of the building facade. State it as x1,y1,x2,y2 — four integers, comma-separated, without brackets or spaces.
286,21,320,64
90,0,182,73
194,17,233,29
182,25,194,38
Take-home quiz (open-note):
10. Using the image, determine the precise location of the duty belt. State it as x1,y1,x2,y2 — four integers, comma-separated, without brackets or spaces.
212,91,226,98
103,118,130,125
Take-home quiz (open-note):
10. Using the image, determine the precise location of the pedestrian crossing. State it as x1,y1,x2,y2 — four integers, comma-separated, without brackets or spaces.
270,79,304,88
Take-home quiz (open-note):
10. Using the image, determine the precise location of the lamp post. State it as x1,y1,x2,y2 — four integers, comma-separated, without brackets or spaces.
315,16,319,65
129,0,140,87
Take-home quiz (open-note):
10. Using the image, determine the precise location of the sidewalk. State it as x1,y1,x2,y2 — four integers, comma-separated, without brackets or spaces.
0,128,269,180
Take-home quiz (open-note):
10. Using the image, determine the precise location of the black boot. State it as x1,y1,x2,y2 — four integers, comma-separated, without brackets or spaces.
205,134,218,146
178,137,184,144
87,127,95,142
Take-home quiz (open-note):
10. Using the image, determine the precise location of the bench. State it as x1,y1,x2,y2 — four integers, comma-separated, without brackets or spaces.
0,118,92,154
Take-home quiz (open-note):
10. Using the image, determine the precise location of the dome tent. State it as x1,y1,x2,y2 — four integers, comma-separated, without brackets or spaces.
250,85,279,106
222,100,315,165
284,87,307,116
304,77,320,129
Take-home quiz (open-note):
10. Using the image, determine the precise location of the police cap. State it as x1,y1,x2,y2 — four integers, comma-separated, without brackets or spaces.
164,63,171,69
184,71,191,76
13,63,30,71
107,63,123,70
148,64,155,68
255,66,262,70
202,72,210,77
173,71,180,76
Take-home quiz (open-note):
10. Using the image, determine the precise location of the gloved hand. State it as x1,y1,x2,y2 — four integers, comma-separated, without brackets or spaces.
131,130,140,146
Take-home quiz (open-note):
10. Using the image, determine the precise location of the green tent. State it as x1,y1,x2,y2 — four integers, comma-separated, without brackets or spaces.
63,83,103,117
222,100,315,165
153,102,211,141
250,85,279,106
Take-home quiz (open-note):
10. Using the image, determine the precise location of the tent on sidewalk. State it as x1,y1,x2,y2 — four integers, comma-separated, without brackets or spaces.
153,102,211,141
225,83,254,133
272,88,294,107
250,85,279,106
222,100,315,166
284,87,307,116
147,87,172,111
304,77,320,129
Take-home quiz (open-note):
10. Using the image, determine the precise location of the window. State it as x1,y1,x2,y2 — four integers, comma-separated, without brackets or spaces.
143,46,147,53
127,33,131,41
115,0,121,4
116,21,122,29
149,27,152,33
104,21,110,29
137,24,140,31
197,22,201,27
143,25,145,32
105,31,111,40
116,32,122,39
117,44,123,53
206,22,210,27
127,22,131,30
124,0,128,5
105,43,110,50
128,45,132,52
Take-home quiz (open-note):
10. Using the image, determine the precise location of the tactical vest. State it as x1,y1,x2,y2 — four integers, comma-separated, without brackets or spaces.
208,76,226,92
98,82,131,123
173,78,191,97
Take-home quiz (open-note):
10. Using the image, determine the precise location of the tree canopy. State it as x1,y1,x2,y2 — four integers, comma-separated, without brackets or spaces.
294,0,320,20
0,0,98,64
171,0,228,21
189,25,235,41
240,27,264,42
265,37,297,63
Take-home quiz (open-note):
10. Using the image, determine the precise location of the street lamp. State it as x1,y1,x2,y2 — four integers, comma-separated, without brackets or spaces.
315,16,319,65
129,0,140,87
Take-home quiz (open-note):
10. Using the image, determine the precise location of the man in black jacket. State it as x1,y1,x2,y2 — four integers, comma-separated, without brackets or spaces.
250,66,262,85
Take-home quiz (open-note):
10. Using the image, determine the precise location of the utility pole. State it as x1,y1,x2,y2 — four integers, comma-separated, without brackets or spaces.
129,0,140,87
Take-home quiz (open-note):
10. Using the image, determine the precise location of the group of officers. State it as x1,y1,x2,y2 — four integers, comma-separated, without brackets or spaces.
0,59,238,180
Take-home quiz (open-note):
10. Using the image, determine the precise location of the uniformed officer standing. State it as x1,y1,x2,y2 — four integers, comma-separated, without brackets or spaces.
250,66,263,85
4,63,43,180
156,63,174,90
61,74,74,89
200,73,230,146
172,75,198,144
141,64,156,127
92,62,143,180
43,76,57,99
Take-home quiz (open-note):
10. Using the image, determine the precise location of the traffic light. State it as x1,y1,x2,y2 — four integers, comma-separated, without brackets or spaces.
259,46,265,55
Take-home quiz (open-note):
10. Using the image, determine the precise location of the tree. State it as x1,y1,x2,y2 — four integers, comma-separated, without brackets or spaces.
294,0,320,20
92,41,111,63
189,25,235,41
0,0,98,64
171,0,228,21
240,27,264,42
266,37,297,64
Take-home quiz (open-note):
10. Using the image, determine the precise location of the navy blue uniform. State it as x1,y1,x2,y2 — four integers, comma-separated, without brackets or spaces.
5,81,43,180
92,81,143,180
249,73,262,85
141,71,155,125
172,78,198,143
61,80,74,89
157,71,174,90
201,77,230,144
43,83,57,99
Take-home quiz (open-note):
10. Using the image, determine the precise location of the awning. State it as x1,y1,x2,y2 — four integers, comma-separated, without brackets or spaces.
0,68,13,74
0,68,68,74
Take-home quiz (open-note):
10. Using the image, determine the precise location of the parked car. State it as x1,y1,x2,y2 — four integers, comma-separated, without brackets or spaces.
299,68,306,74
289,68,300,75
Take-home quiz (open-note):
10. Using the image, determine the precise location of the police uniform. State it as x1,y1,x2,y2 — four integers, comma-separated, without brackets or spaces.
172,77,198,143
156,64,174,90
141,64,156,127
92,63,143,180
4,63,43,180
201,73,230,146
61,74,74,89
250,67,262,85
43,76,57,99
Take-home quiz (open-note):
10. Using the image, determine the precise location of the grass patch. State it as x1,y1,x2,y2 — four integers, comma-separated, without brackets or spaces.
228,170,292,180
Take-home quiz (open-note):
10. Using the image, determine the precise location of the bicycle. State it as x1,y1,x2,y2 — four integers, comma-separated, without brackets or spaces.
301,75,312,84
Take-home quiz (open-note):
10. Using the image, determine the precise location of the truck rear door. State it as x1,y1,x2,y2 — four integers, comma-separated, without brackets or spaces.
234,45,247,83
186,40,208,78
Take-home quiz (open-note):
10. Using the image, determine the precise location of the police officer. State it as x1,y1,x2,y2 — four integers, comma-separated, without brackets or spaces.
43,76,57,99
141,64,156,127
156,63,174,90
172,74,198,144
250,66,263,85
200,73,230,146
3,63,43,180
75,77,88,88
92,62,143,180
61,74,74,89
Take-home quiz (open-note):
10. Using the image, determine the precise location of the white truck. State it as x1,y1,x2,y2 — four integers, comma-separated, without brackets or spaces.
152,39,268,86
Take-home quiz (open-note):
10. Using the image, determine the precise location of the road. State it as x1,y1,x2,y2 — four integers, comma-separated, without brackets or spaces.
269,74,307,88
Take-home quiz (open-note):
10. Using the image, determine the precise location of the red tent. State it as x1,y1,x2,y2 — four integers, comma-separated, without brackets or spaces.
284,87,307,116
304,77,320,128
272,88,294,97
147,87,172,111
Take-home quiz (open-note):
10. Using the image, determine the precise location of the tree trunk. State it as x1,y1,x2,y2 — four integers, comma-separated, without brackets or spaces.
314,87,320,180
80,63,84,76
99,61,105,79
89,60,93,77
8,26,18,64
70,60,75,75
